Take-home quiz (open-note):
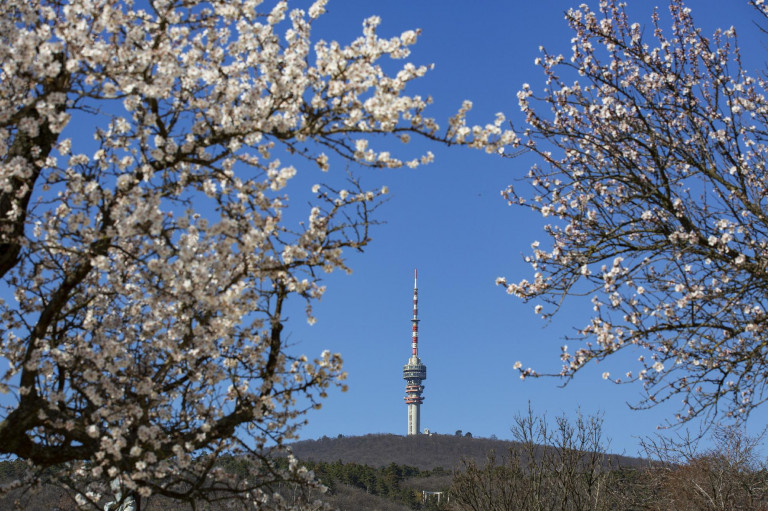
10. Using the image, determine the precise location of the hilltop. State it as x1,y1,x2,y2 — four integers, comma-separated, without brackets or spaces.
287,433,643,471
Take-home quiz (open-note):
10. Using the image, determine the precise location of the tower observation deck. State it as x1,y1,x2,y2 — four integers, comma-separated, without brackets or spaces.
403,269,426,436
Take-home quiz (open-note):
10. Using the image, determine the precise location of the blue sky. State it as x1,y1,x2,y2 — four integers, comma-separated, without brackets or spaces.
282,0,768,457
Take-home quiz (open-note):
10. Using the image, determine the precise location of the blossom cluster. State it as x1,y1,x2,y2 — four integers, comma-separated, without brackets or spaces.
503,0,768,425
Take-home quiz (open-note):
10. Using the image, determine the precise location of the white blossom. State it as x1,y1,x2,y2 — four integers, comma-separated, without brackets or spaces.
0,0,514,505
502,0,768,426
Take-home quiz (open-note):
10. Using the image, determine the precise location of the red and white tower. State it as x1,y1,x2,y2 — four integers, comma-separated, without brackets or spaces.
403,269,427,435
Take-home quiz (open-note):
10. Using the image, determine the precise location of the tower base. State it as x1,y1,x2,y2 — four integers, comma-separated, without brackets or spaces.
407,403,420,435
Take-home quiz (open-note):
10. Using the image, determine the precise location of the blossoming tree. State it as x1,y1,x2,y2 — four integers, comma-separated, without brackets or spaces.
0,0,513,508
500,0,768,426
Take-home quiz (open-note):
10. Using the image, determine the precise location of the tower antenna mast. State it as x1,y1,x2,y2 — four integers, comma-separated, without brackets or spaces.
403,269,427,435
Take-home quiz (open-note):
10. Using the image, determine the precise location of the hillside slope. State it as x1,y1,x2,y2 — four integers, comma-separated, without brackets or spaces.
287,433,643,471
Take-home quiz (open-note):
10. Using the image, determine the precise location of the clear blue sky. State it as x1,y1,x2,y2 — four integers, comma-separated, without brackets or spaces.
282,0,768,457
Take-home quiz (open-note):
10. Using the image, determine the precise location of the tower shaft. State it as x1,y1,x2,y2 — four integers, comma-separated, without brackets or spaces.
403,269,426,435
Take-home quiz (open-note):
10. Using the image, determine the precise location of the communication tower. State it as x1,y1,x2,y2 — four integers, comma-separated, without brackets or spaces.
403,269,427,435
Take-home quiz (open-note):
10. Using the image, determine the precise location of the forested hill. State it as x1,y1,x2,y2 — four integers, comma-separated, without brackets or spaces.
287,433,644,471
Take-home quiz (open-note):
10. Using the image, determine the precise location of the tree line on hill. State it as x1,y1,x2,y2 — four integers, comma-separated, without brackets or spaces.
302,460,444,510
